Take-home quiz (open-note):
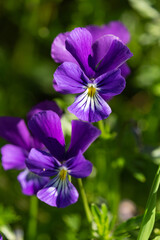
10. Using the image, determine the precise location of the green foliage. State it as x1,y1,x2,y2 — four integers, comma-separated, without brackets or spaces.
114,215,142,238
129,0,159,19
0,0,160,239
137,166,160,240
91,203,111,240
0,205,19,226
0,205,20,240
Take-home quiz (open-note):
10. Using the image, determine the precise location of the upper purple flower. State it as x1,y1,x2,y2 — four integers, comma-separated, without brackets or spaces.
51,22,133,122
0,100,62,195
26,110,101,208
51,21,132,78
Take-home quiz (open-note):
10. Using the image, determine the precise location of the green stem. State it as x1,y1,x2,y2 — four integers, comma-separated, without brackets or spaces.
78,178,92,223
98,120,105,136
27,196,38,240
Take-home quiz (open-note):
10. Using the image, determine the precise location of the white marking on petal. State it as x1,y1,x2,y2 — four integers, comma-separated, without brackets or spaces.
90,97,95,111
94,92,103,111
84,96,91,112
76,90,88,109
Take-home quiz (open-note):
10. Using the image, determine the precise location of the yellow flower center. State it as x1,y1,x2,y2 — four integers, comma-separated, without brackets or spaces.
59,168,67,180
88,86,96,97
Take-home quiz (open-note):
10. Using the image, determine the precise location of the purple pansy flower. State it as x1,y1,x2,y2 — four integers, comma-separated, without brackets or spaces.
51,23,133,122
0,234,2,240
26,110,101,207
51,21,131,78
0,100,62,195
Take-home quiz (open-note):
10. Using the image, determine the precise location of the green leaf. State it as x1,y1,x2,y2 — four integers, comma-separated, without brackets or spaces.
137,165,160,240
129,0,159,19
114,213,160,237
153,237,160,240
91,204,101,226
0,205,20,226
91,203,110,239
114,215,142,236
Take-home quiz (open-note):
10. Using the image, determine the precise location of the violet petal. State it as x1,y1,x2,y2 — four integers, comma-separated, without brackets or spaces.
68,91,112,122
26,148,61,177
67,120,101,157
28,111,65,159
87,21,130,44
95,69,126,100
54,62,89,94
65,27,94,77
120,63,131,78
66,151,92,178
17,169,49,196
37,176,79,208
27,100,63,121
51,32,77,63
95,37,133,76
89,35,118,71
1,144,26,170
0,117,31,150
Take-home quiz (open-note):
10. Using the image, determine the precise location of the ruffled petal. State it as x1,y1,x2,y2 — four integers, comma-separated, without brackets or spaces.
51,32,77,63
17,169,49,195
97,38,133,76
0,117,31,150
37,176,79,208
68,90,112,122
54,62,89,94
67,120,101,157
87,21,130,44
95,69,126,100
53,78,68,94
103,21,130,44
86,25,107,43
120,63,131,78
26,148,61,177
65,151,92,178
88,34,117,71
1,144,26,170
28,111,65,160
89,35,133,76
65,27,94,77
27,100,63,121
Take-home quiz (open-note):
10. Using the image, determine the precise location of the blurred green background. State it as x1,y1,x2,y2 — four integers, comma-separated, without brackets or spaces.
0,0,160,239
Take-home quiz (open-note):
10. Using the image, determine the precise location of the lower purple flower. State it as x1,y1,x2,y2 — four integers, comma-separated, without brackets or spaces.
17,169,49,196
26,110,101,207
27,149,92,208
0,101,62,195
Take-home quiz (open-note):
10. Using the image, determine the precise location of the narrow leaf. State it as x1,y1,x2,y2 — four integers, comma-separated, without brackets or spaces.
137,165,160,240
153,237,160,240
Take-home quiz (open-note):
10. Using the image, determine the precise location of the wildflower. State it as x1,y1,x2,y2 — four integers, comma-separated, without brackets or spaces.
26,110,101,207
0,101,62,195
54,63,126,122
52,23,133,122
51,21,131,78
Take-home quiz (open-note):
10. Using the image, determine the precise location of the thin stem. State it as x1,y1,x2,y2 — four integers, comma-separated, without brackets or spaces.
27,196,38,240
78,178,92,223
98,120,105,136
